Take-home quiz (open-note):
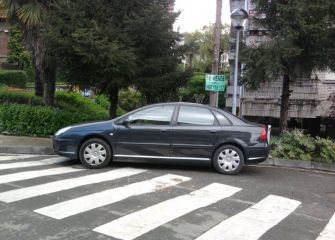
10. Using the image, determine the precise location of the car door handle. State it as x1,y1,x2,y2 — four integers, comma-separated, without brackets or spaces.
160,129,167,132
210,130,218,133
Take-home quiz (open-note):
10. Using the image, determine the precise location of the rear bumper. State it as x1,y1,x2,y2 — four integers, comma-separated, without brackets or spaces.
53,136,77,159
245,145,270,164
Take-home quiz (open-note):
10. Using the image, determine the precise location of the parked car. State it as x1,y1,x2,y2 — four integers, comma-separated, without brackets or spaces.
53,102,270,174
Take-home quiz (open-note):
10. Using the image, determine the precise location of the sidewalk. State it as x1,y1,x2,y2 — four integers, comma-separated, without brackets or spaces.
0,135,54,155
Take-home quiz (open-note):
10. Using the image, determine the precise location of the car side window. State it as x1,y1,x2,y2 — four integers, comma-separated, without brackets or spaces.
177,106,215,126
213,111,232,126
128,105,174,125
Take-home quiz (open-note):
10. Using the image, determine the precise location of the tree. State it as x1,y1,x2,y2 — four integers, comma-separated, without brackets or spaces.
43,0,136,118
182,24,230,73
125,0,185,103
44,0,183,117
1,0,56,106
241,0,335,132
7,23,30,69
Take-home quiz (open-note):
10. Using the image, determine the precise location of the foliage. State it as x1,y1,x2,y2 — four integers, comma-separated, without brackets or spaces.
0,69,28,88
314,137,335,163
7,24,31,68
43,0,183,116
0,86,127,120
0,104,93,136
0,86,43,105
182,24,230,72
55,91,109,120
178,72,227,107
95,94,110,111
178,73,208,102
119,87,146,112
1,0,55,102
271,129,335,163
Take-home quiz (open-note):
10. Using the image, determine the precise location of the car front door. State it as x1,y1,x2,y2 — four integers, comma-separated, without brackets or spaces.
113,105,175,160
170,105,222,161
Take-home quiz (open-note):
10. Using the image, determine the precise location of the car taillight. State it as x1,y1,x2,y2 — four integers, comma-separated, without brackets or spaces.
259,127,267,141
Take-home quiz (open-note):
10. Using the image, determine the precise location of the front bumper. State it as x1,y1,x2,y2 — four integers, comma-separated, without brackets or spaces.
53,136,78,159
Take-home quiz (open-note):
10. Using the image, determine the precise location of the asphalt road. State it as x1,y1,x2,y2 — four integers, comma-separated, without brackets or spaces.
0,154,334,240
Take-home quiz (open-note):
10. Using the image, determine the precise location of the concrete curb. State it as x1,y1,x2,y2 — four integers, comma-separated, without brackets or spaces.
260,158,335,173
0,146,55,155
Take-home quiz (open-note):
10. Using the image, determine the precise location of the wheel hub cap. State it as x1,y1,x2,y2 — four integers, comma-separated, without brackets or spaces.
218,149,240,172
84,143,107,165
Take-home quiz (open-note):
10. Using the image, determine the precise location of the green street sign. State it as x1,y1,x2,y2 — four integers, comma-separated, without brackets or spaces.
205,74,226,92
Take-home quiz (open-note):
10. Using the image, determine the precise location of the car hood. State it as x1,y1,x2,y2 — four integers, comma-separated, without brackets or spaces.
69,120,114,132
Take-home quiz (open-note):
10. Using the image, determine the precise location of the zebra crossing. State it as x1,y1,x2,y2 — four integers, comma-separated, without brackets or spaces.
0,154,334,240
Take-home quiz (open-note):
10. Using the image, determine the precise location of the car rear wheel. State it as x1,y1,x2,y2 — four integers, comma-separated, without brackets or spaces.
213,145,244,175
79,138,112,169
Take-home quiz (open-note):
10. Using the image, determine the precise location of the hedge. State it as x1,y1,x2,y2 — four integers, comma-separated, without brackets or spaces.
0,69,28,88
55,91,109,120
0,87,43,105
0,104,96,136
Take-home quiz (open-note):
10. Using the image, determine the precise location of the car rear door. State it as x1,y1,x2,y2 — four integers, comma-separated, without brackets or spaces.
170,105,222,161
113,105,175,160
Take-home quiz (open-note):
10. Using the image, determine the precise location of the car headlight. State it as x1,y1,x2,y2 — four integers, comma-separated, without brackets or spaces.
55,126,72,136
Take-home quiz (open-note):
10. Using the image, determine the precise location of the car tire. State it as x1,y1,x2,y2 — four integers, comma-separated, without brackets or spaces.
79,138,112,169
212,145,244,175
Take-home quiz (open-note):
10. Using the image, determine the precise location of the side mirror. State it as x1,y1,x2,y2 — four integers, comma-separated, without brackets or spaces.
121,118,130,127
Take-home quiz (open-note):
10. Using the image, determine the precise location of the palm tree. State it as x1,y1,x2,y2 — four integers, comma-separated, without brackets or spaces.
0,0,55,106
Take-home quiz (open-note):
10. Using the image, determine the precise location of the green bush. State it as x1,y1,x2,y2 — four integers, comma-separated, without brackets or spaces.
55,91,109,120
95,94,110,110
271,129,335,163
119,87,145,111
271,129,315,161
0,104,93,136
314,137,335,163
0,87,43,105
0,70,28,88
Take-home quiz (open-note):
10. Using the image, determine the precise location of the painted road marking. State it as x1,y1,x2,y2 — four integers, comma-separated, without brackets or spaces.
0,168,147,203
0,166,85,184
195,195,301,240
0,155,37,162
93,183,241,240
0,157,68,171
34,174,191,219
316,212,335,240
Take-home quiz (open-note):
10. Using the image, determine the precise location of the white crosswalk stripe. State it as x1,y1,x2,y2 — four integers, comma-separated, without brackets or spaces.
0,158,330,240
34,174,191,219
0,154,37,162
316,212,335,240
0,167,147,203
93,183,241,240
0,157,68,171
0,165,85,184
195,195,301,240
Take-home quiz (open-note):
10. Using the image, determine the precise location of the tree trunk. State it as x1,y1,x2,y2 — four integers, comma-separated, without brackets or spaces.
109,85,119,119
279,74,290,133
209,0,222,108
43,64,56,106
31,52,44,97
23,27,45,97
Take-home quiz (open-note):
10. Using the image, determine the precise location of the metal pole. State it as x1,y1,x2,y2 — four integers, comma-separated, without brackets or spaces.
232,29,240,115
209,0,222,108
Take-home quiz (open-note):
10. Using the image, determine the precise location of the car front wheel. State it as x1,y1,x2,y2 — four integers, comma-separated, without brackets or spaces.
213,145,244,175
79,138,112,169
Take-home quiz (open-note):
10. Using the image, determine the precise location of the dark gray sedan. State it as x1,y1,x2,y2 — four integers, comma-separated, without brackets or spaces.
53,102,270,174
